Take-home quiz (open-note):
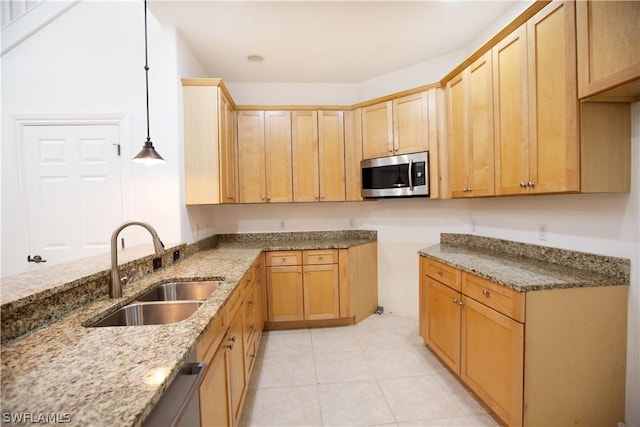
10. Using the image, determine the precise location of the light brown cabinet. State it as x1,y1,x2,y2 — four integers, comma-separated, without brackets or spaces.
492,1,629,196
362,91,435,160
265,243,378,327
196,255,265,427
291,111,345,202
182,79,237,205
446,51,495,198
266,250,339,322
237,110,292,203
344,108,364,202
576,0,640,100
419,255,627,427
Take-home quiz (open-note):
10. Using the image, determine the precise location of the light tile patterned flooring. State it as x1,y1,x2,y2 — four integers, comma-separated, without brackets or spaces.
239,314,500,427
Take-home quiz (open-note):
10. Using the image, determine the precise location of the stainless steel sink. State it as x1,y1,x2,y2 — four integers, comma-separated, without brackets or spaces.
90,301,203,327
136,281,222,302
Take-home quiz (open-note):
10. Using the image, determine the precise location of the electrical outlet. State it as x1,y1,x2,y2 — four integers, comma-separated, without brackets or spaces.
153,257,162,270
173,250,180,261
538,224,548,241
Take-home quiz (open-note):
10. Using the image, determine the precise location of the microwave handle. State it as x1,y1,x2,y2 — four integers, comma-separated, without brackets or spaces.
408,158,414,191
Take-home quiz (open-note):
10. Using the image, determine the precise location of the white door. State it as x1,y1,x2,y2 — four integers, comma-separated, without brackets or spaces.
22,124,124,268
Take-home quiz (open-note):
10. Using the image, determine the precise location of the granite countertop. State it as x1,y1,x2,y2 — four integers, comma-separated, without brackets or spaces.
0,233,375,426
419,234,629,292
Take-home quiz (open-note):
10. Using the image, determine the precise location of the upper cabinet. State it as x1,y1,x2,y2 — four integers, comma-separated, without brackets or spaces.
182,79,237,205
291,110,346,202
446,51,495,198
362,91,435,160
237,110,293,203
576,1,640,101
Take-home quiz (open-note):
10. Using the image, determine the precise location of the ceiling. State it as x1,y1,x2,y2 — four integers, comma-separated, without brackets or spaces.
148,1,521,84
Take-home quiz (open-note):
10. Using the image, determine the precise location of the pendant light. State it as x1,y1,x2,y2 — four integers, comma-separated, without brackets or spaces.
132,0,165,165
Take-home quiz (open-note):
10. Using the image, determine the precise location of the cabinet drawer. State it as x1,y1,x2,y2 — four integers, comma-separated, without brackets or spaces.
425,258,461,291
195,313,225,364
240,270,254,297
266,251,302,266
303,249,338,265
462,273,525,322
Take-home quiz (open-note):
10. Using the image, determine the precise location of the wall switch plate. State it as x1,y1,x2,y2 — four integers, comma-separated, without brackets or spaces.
173,250,180,261
153,257,162,270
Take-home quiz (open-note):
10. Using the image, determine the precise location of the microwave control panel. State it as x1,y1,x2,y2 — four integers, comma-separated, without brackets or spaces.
414,162,426,186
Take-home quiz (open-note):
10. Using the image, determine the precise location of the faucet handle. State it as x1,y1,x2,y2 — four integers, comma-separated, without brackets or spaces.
121,268,138,286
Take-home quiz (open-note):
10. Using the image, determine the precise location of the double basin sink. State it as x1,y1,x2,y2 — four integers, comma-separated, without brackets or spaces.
90,281,222,327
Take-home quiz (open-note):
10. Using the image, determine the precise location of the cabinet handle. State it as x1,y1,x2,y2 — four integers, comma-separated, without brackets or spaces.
453,299,464,306
482,289,490,297
281,257,286,262
527,181,535,187
261,195,265,200
321,195,325,199
267,196,271,201
230,336,236,342
437,270,443,276
388,148,393,153
318,256,323,260
519,182,527,188
225,342,234,350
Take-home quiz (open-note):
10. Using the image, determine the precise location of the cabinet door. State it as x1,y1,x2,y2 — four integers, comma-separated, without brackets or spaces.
425,277,462,375
461,296,524,427
237,111,266,203
264,111,293,203
183,85,222,205
303,264,339,320
393,92,429,155
527,1,579,194
266,265,304,322
318,111,346,202
468,52,495,197
493,25,529,196
219,92,237,203
344,108,363,201
199,343,230,427
226,310,245,426
446,72,469,198
362,101,393,159
291,111,319,202
576,1,640,99
418,257,429,342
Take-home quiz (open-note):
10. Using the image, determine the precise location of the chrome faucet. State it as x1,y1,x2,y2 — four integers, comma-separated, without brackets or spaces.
110,221,165,298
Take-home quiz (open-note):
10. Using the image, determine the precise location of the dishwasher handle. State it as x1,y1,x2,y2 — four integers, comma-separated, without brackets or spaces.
170,362,207,427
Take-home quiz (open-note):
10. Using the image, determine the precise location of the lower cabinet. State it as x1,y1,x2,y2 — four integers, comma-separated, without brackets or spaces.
419,255,627,427
265,243,378,327
196,255,265,427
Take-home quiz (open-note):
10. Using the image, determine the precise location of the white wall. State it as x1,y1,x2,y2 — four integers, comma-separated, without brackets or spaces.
0,1,198,276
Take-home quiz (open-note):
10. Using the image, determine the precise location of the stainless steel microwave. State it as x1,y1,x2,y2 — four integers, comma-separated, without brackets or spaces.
361,152,429,198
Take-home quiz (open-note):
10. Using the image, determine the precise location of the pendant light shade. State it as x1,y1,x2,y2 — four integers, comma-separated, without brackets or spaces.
133,0,165,166
132,137,165,165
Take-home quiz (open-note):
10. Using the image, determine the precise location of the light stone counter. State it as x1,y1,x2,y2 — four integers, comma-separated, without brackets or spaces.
0,232,376,426
418,234,629,291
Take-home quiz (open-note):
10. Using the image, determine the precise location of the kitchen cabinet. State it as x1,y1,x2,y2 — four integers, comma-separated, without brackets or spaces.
237,110,292,203
492,1,630,196
419,255,627,426
182,79,237,205
344,108,364,201
265,243,378,328
446,51,495,198
576,1,640,100
196,255,266,427
362,91,434,160
291,110,345,202
266,250,339,322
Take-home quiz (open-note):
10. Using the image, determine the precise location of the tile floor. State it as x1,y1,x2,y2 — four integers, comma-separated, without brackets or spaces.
239,313,501,427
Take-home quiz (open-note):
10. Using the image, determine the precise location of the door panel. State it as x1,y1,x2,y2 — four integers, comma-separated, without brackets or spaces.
23,124,123,268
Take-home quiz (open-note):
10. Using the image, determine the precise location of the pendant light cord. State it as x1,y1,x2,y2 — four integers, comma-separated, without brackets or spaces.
144,0,151,145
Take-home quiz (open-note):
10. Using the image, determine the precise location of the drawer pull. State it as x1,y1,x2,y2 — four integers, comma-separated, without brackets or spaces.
281,257,286,262
482,289,490,297
437,270,443,276
453,298,464,306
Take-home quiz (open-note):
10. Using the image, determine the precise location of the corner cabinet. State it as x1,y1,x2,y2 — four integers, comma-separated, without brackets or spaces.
237,110,293,203
419,255,628,427
265,243,378,328
576,1,640,101
182,79,238,204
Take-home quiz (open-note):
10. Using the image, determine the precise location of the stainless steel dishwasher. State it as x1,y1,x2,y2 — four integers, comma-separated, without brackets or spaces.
143,350,206,427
